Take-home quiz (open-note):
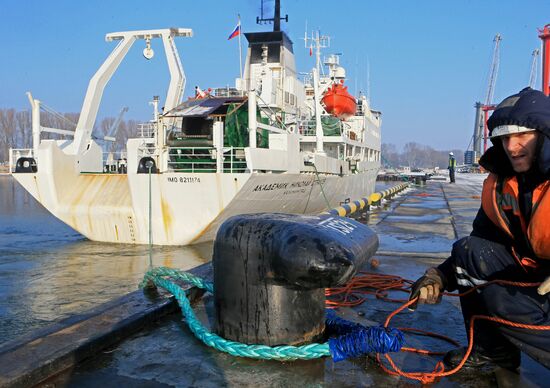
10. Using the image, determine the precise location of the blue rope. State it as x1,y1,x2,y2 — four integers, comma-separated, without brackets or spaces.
325,310,404,361
142,267,404,362
325,309,366,335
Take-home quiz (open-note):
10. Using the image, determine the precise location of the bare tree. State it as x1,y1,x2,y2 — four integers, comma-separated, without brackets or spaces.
403,142,420,168
16,110,32,149
382,142,464,170
4,106,464,172
0,107,137,163
381,143,399,168
0,109,16,162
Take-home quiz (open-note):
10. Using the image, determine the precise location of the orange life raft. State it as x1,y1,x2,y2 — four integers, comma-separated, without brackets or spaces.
322,83,356,119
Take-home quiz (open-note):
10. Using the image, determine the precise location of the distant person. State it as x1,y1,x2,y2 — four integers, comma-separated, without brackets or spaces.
448,152,456,183
409,87,550,371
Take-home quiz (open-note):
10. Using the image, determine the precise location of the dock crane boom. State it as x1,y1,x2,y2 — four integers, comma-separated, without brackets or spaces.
481,34,502,153
484,34,502,107
529,49,540,89
472,34,501,159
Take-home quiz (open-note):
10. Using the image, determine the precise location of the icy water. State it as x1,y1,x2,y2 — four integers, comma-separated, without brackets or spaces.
0,174,211,345
0,175,391,346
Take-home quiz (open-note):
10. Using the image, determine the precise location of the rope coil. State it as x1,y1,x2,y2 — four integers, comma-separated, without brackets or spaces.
326,272,550,384
143,267,550,383
141,267,403,361
377,280,550,384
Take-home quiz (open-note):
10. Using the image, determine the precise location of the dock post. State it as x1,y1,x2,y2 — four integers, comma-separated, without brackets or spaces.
212,213,378,345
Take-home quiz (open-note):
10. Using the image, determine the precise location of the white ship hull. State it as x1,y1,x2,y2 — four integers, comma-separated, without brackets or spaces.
12,161,378,245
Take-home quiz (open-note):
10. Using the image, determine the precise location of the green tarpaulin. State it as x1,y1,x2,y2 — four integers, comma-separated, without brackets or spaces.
224,103,269,148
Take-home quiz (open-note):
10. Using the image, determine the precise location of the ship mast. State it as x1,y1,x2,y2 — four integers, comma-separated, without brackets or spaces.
304,30,330,155
256,0,288,31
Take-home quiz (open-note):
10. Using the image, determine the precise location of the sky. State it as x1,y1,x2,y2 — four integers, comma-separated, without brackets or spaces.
1,0,550,151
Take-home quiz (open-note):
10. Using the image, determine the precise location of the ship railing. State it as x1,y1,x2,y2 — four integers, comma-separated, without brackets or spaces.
137,123,155,138
9,148,35,173
297,120,344,137
167,146,247,173
356,103,365,116
102,151,128,174
212,87,244,97
137,142,159,156
297,120,317,136
299,73,313,87
299,126,316,136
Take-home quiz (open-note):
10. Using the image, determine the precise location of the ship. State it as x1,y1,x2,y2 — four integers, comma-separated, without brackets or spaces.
9,3,382,246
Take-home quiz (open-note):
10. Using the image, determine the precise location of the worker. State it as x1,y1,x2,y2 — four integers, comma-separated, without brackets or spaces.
410,87,550,370
448,152,457,183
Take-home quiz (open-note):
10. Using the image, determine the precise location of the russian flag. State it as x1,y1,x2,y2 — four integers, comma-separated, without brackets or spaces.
227,23,241,40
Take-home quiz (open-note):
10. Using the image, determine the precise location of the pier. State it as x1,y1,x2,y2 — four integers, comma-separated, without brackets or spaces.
0,175,548,386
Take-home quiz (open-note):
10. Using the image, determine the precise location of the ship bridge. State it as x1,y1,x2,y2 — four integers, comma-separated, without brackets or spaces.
243,30,297,84
242,31,302,117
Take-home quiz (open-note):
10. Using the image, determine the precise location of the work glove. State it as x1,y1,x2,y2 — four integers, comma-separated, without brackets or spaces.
538,276,550,296
409,267,447,311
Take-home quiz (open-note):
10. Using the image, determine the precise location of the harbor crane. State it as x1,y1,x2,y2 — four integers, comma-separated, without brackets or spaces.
469,25,550,163
484,34,502,108
539,24,550,95
529,49,540,89
472,34,501,159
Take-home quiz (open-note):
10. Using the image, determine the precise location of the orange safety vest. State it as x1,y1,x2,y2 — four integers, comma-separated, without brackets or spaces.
481,173,550,266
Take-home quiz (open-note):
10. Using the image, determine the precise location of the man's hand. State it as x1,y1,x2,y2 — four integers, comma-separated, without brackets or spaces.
538,276,550,296
409,268,446,310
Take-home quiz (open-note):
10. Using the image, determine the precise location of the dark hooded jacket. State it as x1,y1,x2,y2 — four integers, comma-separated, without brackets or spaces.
481,87,550,178
438,88,550,287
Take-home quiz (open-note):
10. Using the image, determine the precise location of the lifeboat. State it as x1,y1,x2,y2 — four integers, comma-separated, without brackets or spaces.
321,83,356,119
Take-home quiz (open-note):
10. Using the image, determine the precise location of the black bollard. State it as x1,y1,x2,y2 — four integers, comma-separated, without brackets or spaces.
213,213,379,346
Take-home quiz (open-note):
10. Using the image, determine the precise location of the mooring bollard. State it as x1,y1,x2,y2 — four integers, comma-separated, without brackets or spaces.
369,192,382,206
213,213,379,346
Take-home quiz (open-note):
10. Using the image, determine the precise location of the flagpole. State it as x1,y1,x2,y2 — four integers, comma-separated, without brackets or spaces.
238,14,243,82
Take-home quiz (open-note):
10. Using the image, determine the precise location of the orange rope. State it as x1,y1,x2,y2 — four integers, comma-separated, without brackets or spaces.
325,271,412,307
325,273,550,384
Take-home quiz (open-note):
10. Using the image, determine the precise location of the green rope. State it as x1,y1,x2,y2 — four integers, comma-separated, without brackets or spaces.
302,176,316,214
148,166,153,269
141,267,331,360
312,164,331,209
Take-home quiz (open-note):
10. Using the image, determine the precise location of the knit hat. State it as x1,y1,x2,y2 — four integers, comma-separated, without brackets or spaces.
488,87,550,138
